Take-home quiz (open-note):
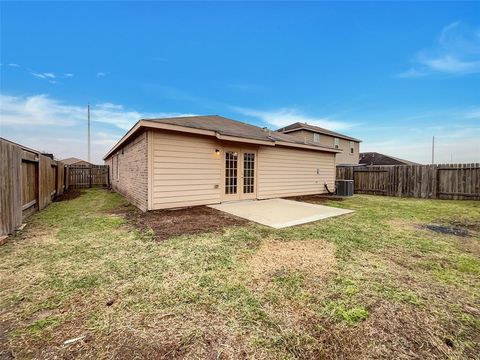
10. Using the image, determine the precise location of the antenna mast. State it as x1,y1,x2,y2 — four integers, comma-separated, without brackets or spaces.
87,104,91,163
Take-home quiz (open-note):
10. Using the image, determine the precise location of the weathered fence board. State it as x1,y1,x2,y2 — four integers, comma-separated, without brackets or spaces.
337,163,480,200
0,138,68,236
0,140,22,235
21,161,38,218
67,165,109,188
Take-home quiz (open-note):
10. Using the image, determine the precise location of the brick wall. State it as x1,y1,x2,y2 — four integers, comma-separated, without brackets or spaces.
107,131,148,211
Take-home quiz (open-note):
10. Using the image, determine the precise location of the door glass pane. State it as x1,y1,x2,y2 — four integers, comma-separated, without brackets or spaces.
225,151,238,194
243,152,255,194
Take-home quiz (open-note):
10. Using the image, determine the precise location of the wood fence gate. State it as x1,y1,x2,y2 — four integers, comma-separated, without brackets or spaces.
67,165,110,188
337,163,480,200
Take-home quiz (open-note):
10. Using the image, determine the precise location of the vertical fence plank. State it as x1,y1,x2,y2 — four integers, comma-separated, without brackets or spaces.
336,163,480,200
67,165,110,189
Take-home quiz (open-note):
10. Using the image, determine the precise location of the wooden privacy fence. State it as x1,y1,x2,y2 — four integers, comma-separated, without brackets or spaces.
67,165,109,188
337,163,480,200
1,138,68,236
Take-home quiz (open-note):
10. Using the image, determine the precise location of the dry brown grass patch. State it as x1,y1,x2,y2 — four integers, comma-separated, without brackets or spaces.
247,240,336,281
387,218,421,231
313,301,454,360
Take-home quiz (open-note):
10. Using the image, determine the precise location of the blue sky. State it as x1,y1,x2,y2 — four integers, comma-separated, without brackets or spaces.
1,1,479,164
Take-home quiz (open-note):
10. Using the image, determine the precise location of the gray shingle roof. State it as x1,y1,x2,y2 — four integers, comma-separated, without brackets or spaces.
276,122,361,142
143,115,339,150
104,115,342,160
359,152,419,166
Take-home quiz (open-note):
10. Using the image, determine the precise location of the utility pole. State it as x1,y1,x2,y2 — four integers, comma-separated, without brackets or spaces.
431,136,435,164
87,104,91,163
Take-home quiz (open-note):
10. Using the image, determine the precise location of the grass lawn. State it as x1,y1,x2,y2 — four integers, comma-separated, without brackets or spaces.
1,189,479,359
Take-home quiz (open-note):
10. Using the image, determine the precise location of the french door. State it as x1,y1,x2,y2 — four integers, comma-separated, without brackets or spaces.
223,148,257,201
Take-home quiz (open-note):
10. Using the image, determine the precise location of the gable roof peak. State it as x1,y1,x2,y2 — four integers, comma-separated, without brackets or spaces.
276,122,361,142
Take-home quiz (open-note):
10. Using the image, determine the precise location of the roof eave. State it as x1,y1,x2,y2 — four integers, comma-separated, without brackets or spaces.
281,127,362,142
275,141,341,153
103,120,339,160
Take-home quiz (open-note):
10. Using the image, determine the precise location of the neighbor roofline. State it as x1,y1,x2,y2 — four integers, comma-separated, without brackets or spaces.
280,126,362,142
103,119,341,160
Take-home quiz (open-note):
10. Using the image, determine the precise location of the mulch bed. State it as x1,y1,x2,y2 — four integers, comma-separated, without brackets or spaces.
123,205,249,241
53,189,84,202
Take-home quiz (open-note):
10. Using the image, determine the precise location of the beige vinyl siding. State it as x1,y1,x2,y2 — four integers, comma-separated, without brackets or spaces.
335,138,359,165
285,130,359,165
151,130,222,209
257,146,336,199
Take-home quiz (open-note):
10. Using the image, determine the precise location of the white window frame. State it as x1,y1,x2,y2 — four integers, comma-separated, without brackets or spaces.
349,141,355,154
313,133,320,143
334,138,340,149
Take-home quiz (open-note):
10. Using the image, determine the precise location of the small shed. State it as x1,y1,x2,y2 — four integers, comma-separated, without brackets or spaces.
103,116,340,211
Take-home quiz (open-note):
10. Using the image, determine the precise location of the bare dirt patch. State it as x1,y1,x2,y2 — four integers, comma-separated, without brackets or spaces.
0,319,14,360
248,240,336,280
53,189,84,202
457,238,480,257
123,206,249,241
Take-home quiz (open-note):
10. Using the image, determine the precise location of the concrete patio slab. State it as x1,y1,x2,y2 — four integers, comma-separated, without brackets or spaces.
208,199,354,229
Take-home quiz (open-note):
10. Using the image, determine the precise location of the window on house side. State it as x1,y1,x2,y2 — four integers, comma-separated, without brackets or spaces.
334,138,340,149
350,141,354,154
313,133,320,143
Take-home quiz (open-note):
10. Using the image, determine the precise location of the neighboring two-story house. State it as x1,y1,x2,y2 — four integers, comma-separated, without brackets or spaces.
276,122,361,165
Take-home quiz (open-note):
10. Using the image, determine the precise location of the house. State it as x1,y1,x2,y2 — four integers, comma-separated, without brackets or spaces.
359,152,419,166
103,115,340,211
60,157,93,166
276,122,361,165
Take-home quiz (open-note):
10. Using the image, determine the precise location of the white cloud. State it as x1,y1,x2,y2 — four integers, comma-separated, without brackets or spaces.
231,106,355,131
8,63,20,67
0,94,80,126
96,72,107,78
0,93,197,163
32,72,56,81
0,93,195,130
419,55,480,74
64,73,74,77
32,73,47,79
398,21,480,77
